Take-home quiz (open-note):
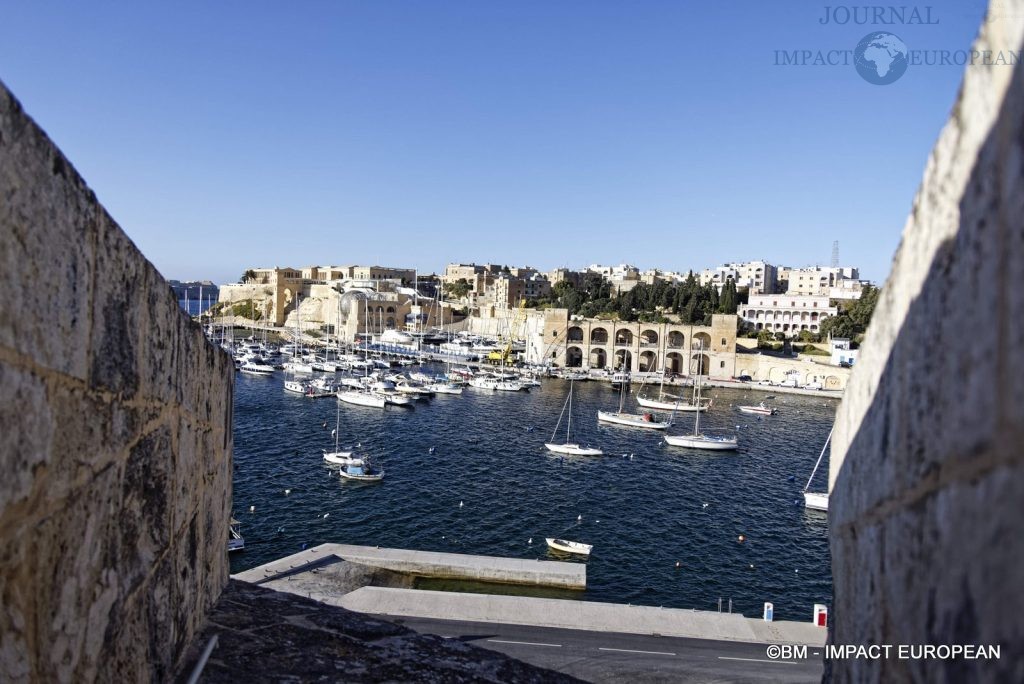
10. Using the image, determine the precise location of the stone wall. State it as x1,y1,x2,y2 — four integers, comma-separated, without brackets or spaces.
0,81,234,681
827,5,1024,682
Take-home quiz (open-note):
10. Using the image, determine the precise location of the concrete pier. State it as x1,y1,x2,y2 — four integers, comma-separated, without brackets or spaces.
234,544,587,590
338,587,827,647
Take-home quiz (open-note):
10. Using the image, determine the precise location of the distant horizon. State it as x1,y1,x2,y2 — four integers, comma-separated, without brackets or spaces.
168,255,873,289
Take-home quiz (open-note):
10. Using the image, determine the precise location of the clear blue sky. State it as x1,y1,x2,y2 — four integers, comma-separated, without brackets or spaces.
0,1,993,284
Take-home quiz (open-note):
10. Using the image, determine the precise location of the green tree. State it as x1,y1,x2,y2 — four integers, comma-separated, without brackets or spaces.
240,269,256,283
443,278,472,300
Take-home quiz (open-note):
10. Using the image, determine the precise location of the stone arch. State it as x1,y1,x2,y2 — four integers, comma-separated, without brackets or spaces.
665,352,683,374
385,317,395,329
640,329,658,346
639,350,658,372
590,327,608,344
614,349,633,371
566,346,584,368
667,330,685,348
690,353,710,375
386,306,396,313
615,329,634,346
692,332,711,351
567,326,584,342
824,375,842,389
590,348,607,369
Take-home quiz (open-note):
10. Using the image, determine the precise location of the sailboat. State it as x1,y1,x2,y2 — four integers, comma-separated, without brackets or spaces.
803,428,831,512
597,367,671,430
663,366,738,450
424,289,464,395
322,391,364,466
337,297,387,407
545,379,603,456
636,373,710,412
283,294,314,373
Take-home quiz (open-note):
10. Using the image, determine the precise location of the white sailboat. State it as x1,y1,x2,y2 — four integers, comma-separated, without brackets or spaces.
322,394,364,467
545,379,603,456
803,428,831,512
664,365,738,450
597,368,671,430
636,373,710,412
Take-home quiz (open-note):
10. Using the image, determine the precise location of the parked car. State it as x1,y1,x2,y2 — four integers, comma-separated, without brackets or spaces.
803,381,823,390
736,375,753,382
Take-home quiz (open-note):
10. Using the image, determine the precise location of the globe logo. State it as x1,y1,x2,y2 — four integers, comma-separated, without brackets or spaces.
854,32,908,85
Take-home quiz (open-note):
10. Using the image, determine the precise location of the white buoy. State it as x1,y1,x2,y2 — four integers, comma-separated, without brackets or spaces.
249,505,255,513
284,489,291,495
577,514,582,521
528,537,533,544
323,513,330,519
702,503,709,509
459,501,464,508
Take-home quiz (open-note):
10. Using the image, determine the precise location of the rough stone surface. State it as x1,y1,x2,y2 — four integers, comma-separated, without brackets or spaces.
828,5,1024,683
177,580,579,683
0,80,234,682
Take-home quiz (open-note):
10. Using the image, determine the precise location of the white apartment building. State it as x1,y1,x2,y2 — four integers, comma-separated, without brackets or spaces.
779,266,859,295
740,294,837,337
700,260,777,294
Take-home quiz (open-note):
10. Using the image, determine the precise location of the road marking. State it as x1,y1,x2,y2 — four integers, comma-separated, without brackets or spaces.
488,639,563,648
718,656,801,664
599,647,676,656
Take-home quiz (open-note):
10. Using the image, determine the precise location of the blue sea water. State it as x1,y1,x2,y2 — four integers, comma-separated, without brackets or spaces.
229,369,833,621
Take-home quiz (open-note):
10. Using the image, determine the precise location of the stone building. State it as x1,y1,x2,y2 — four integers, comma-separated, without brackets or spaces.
541,311,738,377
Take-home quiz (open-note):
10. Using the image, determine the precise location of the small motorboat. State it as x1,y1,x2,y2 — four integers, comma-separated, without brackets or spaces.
284,380,308,394
737,402,776,416
339,462,385,482
545,538,593,556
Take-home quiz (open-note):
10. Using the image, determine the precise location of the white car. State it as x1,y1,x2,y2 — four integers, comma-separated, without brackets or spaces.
802,382,823,390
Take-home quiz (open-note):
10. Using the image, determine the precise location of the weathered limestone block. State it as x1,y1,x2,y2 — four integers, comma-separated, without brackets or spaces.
1,78,234,683
828,4,1024,683
0,87,96,381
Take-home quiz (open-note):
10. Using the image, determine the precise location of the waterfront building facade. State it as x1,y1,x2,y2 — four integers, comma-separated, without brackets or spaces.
740,294,837,337
539,310,738,377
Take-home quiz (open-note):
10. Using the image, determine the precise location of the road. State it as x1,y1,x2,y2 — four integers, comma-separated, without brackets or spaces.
388,615,824,683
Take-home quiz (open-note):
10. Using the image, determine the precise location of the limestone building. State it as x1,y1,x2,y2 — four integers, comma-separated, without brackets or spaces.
540,311,739,377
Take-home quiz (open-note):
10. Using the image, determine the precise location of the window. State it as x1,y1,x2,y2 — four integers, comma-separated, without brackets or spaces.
720,361,725,368
721,338,726,346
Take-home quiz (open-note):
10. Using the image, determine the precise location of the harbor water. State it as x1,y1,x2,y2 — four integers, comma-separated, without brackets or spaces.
230,368,833,621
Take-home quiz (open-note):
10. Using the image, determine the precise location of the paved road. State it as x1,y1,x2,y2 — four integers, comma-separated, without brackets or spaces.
389,615,824,683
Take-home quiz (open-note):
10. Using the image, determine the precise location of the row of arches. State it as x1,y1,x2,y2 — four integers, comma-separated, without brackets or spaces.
566,327,714,349
564,347,711,374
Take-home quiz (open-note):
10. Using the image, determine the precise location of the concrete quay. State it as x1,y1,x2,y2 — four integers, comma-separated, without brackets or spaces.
233,543,587,590
326,586,825,647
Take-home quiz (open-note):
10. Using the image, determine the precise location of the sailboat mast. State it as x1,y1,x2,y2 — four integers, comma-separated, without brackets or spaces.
804,427,834,492
566,379,573,443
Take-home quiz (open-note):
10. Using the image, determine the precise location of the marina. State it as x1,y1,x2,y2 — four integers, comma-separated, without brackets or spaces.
230,362,834,621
